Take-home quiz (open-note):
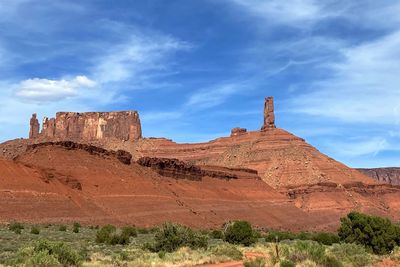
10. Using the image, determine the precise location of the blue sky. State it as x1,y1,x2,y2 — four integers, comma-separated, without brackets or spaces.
0,0,399,168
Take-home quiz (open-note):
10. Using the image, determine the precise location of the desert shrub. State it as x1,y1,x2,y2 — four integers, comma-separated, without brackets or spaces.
149,223,208,252
26,250,62,267
312,232,340,245
265,231,296,242
33,240,81,266
265,231,339,245
329,243,371,267
12,240,81,267
280,259,295,267
244,257,266,267
210,229,224,239
30,226,40,235
59,225,67,232
95,224,116,243
95,225,133,245
338,212,400,254
72,222,80,233
121,226,137,238
224,221,256,246
282,240,341,267
137,227,149,234
210,244,243,260
9,222,24,234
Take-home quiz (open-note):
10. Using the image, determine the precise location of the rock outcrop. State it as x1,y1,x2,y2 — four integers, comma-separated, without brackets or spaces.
231,127,247,137
29,114,40,139
26,141,132,165
261,96,275,130
357,168,400,185
137,157,257,181
29,111,142,142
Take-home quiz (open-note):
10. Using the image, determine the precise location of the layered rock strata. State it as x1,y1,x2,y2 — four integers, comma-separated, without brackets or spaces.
29,111,142,142
261,96,275,130
357,168,400,185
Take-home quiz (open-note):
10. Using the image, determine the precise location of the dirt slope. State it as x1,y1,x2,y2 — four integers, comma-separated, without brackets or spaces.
1,142,329,230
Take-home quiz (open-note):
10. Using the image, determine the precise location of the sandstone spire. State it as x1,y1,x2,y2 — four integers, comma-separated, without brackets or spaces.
261,96,275,130
29,113,40,139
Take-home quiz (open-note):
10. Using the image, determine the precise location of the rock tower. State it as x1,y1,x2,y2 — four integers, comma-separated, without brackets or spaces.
261,96,275,130
29,113,40,139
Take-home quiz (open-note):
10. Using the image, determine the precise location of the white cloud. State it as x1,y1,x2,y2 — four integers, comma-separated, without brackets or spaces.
14,75,96,102
94,34,190,84
228,0,335,26
290,30,400,124
328,137,388,157
185,83,243,109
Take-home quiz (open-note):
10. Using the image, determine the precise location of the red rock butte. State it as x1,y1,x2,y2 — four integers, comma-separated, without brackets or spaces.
1,96,400,230
29,111,142,142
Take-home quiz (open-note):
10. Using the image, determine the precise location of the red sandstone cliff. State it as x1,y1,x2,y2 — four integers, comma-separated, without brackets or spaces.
1,96,400,228
29,111,142,142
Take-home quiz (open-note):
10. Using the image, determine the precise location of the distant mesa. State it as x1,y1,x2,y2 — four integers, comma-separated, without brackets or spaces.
29,96,276,142
29,111,142,142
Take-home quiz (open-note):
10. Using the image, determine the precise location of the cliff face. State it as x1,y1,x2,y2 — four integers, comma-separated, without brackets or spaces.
357,168,400,185
29,111,142,142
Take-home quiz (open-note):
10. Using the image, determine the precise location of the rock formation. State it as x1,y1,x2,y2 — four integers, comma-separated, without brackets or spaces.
261,96,275,130
29,111,142,142
231,127,247,137
357,168,400,185
29,113,40,139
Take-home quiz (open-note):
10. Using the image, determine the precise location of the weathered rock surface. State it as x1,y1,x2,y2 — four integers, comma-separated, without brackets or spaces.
357,168,400,185
137,157,257,181
25,141,132,165
30,111,142,142
261,96,275,130
231,127,247,137
29,114,40,139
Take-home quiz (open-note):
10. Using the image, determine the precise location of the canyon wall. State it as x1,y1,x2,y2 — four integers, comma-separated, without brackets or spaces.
357,168,400,185
29,111,142,142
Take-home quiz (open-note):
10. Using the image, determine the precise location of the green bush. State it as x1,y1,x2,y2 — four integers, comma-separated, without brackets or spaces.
210,244,243,260
265,231,296,242
338,212,400,254
72,222,80,233
33,240,81,266
12,240,82,267
149,223,208,252
265,230,339,245
224,221,256,246
280,259,295,267
121,226,137,238
95,224,116,244
243,257,266,267
9,222,24,234
30,226,40,235
59,225,67,232
95,225,133,245
210,229,224,239
137,227,149,234
312,232,340,245
26,250,62,267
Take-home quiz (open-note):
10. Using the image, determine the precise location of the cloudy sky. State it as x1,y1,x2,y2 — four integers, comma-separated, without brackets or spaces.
0,0,399,168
